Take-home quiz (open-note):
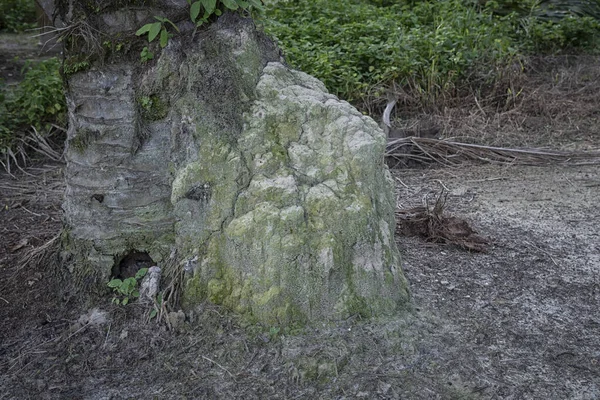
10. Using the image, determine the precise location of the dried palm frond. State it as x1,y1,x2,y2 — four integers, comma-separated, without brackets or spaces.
386,137,600,167
20,126,64,162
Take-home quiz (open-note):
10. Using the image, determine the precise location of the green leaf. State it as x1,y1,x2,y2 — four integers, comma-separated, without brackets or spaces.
160,28,169,48
221,0,238,10
121,278,136,294
154,16,168,23
157,293,163,305
150,308,158,319
112,298,120,305
135,267,149,280
148,22,162,42
132,290,140,298
135,23,153,36
247,0,264,11
214,9,222,16
107,279,122,288
202,0,217,15
122,297,129,306
190,1,201,21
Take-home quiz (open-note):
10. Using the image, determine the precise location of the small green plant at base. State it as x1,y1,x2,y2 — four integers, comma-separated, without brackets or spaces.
107,268,148,305
140,46,154,62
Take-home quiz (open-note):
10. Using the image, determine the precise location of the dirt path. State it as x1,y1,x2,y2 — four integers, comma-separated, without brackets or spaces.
395,163,600,399
2,156,598,400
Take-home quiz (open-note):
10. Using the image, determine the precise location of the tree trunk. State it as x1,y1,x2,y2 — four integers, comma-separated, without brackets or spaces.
58,0,410,326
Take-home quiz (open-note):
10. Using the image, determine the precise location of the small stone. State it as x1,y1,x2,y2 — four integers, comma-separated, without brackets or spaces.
378,382,392,394
168,310,186,331
77,308,108,326
139,266,161,301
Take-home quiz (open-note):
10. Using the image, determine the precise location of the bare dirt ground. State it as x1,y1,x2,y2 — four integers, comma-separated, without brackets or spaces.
1,35,599,399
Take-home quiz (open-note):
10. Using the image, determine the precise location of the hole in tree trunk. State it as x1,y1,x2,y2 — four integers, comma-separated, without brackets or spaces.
113,251,155,279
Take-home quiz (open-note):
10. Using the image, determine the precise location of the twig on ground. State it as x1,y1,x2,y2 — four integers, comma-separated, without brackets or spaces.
202,355,235,378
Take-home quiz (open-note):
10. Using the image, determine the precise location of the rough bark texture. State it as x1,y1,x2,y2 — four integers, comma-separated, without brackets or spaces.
60,2,410,325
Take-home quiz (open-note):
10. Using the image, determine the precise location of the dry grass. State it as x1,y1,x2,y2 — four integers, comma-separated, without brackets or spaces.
383,55,600,152
385,56,600,167
1,125,65,175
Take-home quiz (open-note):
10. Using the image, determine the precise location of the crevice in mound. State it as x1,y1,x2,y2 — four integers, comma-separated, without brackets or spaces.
113,250,155,279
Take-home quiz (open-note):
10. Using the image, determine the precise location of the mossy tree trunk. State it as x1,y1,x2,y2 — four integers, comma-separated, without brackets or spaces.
58,0,410,326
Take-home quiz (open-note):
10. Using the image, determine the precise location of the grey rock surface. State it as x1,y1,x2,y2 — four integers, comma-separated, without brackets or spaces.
139,266,161,301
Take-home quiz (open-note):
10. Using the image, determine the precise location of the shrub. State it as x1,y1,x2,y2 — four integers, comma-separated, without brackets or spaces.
264,0,520,104
263,0,600,106
0,58,66,156
0,0,37,33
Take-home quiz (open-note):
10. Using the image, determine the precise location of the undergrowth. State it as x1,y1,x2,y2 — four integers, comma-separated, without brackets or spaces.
0,0,37,33
0,58,66,168
263,0,600,108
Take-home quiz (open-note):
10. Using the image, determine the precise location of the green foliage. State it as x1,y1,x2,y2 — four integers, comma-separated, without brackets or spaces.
263,0,518,103
485,0,600,20
519,14,600,53
485,0,600,53
138,94,168,120
0,58,66,152
136,0,265,60
0,0,37,33
188,0,265,27
107,268,148,306
136,16,180,48
140,46,154,62
263,0,600,105
63,56,90,76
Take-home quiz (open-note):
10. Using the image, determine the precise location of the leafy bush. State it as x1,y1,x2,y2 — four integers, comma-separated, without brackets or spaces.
0,58,66,154
0,0,37,33
263,0,600,106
